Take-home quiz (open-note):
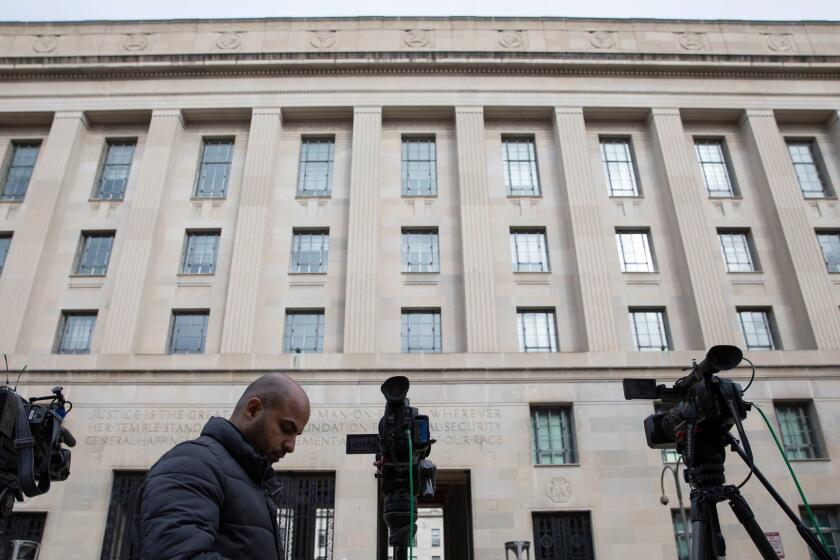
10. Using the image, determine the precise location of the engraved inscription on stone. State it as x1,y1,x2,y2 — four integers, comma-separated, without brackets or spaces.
123,33,150,52
676,32,706,51
404,29,432,48
83,407,232,448
309,30,337,49
215,32,242,51
546,476,572,503
498,30,525,49
589,30,617,50
32,35,59,53
765,33,794,52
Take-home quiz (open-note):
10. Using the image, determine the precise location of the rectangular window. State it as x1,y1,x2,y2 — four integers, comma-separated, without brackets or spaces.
530,406,577,465
0,233,10,275
284,310,325,353
672,509,691,560
737,308,777,350
801,506,840,560
291,230,329,273
510,228,550,272
616,229,655,272
100,471,146,560
75,232,115,276
775,402,824,460
195,138,234,198
502,136,540,196
431,528,441,548
787,140,831,198
718,230,757,272
181,231,220,275
56,312,97,354
655,404,680,464
601,137,640,196
817,232,840,273
532,512,594,560
401,309,442,354
695,139,735,197
402,136,437,196
2,142,40,201
0,512,47,559
94,140,135,200
297,137,335,197
169,311,209,354
401,228,440,273
517,309,558,352
630,308,670,351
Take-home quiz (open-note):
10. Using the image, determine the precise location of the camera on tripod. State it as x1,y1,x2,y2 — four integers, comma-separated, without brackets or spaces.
346,376,437,560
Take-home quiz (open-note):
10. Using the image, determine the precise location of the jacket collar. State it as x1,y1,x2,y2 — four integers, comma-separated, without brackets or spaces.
201,416,272,484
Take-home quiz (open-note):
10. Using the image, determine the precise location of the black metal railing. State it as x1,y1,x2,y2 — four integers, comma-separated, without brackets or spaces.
533,512,595,560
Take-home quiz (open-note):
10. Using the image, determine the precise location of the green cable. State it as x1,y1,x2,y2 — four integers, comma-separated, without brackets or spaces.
751,402,830,551
407,428,415,560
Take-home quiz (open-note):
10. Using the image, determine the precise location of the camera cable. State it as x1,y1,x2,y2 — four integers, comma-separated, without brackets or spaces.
406,428,415,560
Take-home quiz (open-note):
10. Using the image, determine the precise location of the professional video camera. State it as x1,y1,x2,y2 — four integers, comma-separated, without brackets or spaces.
346,376,437,560
0,383,75,519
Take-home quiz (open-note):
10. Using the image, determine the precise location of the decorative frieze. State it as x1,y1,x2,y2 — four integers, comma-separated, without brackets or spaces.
123,33,150,52
32,34,59,53
676,32,707,51
588,30,617,50
215,32,242,50
309,30,337,49
765,33,795,52
404,29,432,48
498,30,526,49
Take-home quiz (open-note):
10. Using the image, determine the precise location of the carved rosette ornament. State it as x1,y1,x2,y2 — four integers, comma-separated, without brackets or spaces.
498,30,525,49
123,33,150,52
32,35,59,53
677,32,706,51
404,29,432,48
309,30,337,49
765,33,794,52
546,476,572,503
589,30,617,50
215,32,242,51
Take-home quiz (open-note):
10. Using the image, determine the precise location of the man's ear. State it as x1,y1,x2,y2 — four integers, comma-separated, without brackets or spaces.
244,397,263,419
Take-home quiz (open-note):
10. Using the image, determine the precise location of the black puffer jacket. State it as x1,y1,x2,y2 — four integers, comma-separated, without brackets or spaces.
138,417,284,560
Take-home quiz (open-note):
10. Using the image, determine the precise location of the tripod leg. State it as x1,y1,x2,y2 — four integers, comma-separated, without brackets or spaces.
727,492,780,560
392,545,408,560
690,491,713,560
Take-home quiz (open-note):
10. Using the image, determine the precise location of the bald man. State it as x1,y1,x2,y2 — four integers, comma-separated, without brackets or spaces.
136,373,310,560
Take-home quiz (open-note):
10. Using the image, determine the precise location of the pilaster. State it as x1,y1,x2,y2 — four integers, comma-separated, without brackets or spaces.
342,107,382,354
455,107,499,353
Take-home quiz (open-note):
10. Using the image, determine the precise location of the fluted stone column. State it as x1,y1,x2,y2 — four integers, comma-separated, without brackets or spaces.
100,109,184,354
0,111,88,353
553,107,621,351
455,107,499,353
649,109,740,346
220,108,282,354
342,107,382,354
830,111,840,155
742,110,840,349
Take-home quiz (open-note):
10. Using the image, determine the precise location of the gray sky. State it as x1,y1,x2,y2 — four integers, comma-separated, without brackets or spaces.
2,0,839,22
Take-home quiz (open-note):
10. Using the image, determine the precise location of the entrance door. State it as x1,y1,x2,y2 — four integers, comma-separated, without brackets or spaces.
376,469,474,560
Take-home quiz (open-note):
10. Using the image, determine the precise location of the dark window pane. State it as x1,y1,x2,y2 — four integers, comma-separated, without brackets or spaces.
96,141,135,200
0,234,11,275
170,312,209,354
2,143,40,201
195,140,233,198
0,512,47,560
532,512,594,560
530,406,576,465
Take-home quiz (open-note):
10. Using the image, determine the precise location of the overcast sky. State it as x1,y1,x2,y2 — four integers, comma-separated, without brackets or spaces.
2,0,839,22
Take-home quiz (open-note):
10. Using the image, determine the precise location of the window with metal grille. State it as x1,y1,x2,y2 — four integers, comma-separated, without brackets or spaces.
800,506,840,560
629,308,670,351
291,230,329,273
100,471,146,560
502,136,540,196
0,233,11,275
718,230,757,272
510,228,549,272
517,309,558,352
695,139,736,197
181,231,220,275
672,509,691,560
195,139,234,198
284,310,324,353
530,406,577,465
75,232,115,276
274,471,335,560
600,137,640,197
402,136,437,196
297,137,335,197
775,402,824,460
95,140,135,200
169,311,209,354
787,140,831,198
817,232,840,273
737,308,777,350
56,311,97,354
431,528,441,548
2,142,40,201
401,228,439,273
401,309,442,353
616,229,655,272
532,511,594,560
655,404,680,464
0,512,46,560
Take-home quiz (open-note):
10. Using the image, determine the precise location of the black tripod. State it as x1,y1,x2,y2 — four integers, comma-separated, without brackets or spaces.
685,429,831,560
383,490,416,560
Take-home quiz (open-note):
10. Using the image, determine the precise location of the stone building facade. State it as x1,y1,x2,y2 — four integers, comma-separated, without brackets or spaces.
0,16,839,560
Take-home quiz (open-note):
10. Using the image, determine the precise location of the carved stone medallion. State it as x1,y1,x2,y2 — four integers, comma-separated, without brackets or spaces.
215,32,242,50
309,30,337,49
589,30,617,50
765,33,794,52
546,476,572,503
677,32,706,51
498,30,525,49
404,29,432,48
32,35,59,53
123,33,150,52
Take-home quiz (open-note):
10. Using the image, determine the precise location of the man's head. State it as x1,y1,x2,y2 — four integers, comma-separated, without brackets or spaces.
229,373,311,464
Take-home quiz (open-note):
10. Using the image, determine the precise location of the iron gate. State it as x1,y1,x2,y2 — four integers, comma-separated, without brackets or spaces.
275,472,336,560
0,512,46,559
100,470,146,560
532,512,595,560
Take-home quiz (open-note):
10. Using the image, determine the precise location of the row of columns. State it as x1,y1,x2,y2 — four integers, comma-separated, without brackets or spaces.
1,106,839,354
